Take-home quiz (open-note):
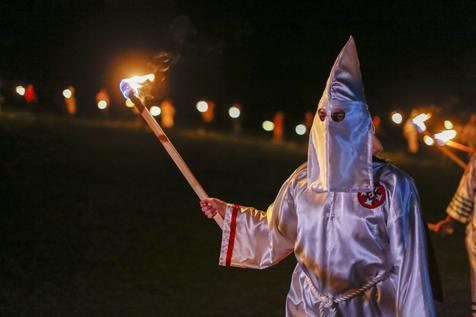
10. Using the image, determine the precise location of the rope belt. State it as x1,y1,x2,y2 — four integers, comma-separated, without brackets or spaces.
305,269,392,317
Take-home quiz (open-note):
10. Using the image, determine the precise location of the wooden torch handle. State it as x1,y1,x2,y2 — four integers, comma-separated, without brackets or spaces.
446,141,476,154
423,131,467,170
130,95,224,229
435,145,467,170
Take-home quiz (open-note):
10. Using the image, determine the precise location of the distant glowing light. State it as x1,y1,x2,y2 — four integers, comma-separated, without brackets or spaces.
444,120,454,130
412,113,431,133
150,105,161,116
228,106,241,118
262,120,274,132
423,135,435,146
97,100,108,110
119,73,155,99
16,85,26,96
125,98,135,108
391,112,403,124
196,101,208,113
434,129,457,145
295,124,307,135
62,89,72,99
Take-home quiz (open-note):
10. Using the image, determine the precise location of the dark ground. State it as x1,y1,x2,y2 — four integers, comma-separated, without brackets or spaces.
0,113,470,316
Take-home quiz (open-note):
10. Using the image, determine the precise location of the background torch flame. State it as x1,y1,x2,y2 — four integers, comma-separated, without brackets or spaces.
119,73,155,99
434,129,457,144
412,113,431,133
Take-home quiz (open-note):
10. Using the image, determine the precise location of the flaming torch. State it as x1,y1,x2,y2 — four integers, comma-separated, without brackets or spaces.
119,74,223,229
412,113,431,133
427,129,467,169
434,129,457,145
433,129,476,154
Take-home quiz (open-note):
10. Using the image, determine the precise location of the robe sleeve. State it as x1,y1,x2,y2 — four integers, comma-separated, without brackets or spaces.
446,158,475,224
218,175,298,269
387,177,436,317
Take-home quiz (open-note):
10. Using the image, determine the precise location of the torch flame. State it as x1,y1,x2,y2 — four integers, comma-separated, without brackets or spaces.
391,112,403,124
434,129,457,145
444,120,454,130
412,113,431,133
119,73,155,99
423,135,435,146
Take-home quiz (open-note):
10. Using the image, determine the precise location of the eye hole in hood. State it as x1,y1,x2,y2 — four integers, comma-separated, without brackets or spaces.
331,109,345,122
318,109,326,121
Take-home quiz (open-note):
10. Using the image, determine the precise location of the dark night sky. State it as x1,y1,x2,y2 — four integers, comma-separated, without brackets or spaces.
1,1,476,124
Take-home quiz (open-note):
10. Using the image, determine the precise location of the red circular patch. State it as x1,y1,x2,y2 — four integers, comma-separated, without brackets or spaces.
357,184,386,209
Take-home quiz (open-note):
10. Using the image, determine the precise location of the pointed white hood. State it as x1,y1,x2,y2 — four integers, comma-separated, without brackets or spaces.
307,36,378,193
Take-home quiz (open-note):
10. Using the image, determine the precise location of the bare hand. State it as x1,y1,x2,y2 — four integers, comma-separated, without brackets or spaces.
200,198,227,219
428,216,455,235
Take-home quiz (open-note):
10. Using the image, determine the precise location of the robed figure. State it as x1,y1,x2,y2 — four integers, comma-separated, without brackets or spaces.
201,37,435,317
430,154,476,315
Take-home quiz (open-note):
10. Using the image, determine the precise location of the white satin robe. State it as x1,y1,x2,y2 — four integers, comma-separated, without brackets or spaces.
219,160,435,316
446,155,476,314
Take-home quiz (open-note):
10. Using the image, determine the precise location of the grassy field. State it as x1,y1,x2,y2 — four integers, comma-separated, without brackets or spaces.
0,113,470,316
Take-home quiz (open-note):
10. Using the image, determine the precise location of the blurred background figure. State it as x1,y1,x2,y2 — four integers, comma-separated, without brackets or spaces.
273,111,285,144
403,109,419,154
461,113,476,150
372,115,382,134
63,86,77,116
24,84,37,105
304,110,314,131
160,98,175,128
228,103,242,134
96,89,110,117
201,101,215,125
196,100,214,134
